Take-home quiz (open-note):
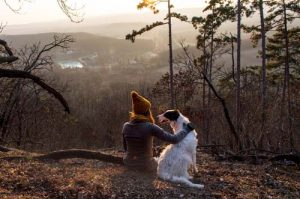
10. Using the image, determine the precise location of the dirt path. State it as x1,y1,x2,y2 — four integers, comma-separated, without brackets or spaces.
0,150,299,198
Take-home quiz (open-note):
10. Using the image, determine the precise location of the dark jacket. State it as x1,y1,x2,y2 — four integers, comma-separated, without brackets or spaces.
122,121,189,172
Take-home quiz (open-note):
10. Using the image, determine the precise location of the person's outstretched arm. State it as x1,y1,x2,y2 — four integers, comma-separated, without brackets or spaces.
150,123,194,144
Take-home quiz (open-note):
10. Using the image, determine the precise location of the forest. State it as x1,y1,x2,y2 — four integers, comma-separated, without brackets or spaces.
0,0,299,198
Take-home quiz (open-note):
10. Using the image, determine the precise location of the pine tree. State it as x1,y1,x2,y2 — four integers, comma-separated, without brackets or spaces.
265,0,300,150
126,0,188,108
242,0,270,147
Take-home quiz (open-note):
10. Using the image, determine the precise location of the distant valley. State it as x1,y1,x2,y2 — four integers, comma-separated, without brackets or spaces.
1,7,265,72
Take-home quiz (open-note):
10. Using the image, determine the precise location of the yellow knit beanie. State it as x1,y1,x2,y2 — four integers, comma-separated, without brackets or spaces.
131,91,151,115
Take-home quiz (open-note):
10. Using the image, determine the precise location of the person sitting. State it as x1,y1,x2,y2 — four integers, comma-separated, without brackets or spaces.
122,91,194,172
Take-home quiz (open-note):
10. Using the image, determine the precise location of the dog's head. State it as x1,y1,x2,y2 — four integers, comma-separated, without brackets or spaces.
158,109,189,132
158,109,180,124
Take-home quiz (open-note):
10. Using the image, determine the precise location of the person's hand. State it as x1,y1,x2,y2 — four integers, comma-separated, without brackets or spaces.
183,122,195,132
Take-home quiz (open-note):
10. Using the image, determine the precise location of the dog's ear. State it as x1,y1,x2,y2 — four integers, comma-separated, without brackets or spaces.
163,110,180,121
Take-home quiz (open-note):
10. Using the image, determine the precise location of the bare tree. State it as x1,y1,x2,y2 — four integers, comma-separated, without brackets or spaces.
0,35,73,112
0,35,74,144
181,45,241,149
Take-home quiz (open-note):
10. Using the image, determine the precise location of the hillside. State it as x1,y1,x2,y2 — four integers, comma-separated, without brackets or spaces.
0,149,299,198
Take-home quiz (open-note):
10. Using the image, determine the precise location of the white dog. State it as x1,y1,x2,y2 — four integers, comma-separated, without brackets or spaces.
157,110,204,189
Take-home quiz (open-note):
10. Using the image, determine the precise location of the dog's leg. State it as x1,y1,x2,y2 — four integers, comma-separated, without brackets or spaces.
184,169,193,180
182,157,193,180
187,174,193,180
162,159,204,189
158,172,170,181
192,151,198,173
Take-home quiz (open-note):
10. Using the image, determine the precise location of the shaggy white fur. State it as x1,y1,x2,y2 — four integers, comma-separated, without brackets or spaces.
157,111,204,189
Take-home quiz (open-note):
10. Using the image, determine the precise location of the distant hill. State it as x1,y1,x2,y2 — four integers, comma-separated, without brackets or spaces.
0,32,154,54
0,32,155,67
1,31,261,68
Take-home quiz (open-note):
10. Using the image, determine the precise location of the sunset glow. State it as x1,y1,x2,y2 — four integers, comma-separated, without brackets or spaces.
0,0,206,25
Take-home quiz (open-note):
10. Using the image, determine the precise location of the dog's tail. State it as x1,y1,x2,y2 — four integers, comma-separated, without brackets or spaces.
160,174,204,189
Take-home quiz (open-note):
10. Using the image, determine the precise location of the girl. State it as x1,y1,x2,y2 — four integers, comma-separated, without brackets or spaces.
122,91,194,172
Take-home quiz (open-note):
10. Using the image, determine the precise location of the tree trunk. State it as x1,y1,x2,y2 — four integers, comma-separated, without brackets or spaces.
201,33,208,144
231,33,236,82
200,71,241,149
168,0,174,109
207,7,215,143
0,81,21,139
281,0,293,150
236,0,242,148
259,0,267,148
202,69,207,143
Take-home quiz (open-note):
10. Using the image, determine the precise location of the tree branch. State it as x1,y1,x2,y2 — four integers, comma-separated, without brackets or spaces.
0,68,70,113
126,21,167,42
0,39,15,56
56,0,84,23
0,56,19,64
0,38,19,64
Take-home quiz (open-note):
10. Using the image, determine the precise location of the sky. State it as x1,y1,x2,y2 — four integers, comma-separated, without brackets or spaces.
0,0,206,25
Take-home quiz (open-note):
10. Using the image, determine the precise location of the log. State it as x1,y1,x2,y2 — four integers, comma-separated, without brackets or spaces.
36,149,124,164
217,154,265,162
1,149,124,165
270,154,300,164
0,145,14,152
2,147,298,166
217,153,300,164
